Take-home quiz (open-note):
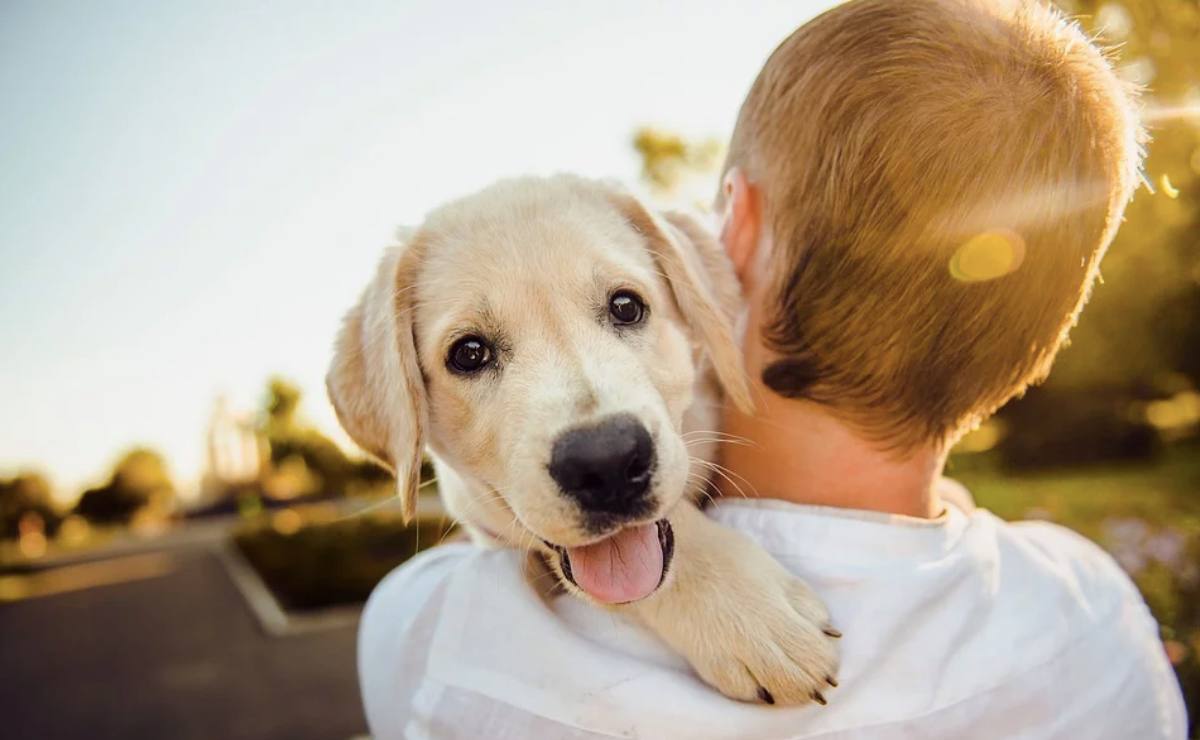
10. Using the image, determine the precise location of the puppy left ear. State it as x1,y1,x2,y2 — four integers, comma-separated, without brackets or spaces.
609,192,755,414
326,239,428,522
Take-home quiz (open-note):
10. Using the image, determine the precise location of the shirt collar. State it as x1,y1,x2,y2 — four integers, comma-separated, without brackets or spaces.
707,492,971,563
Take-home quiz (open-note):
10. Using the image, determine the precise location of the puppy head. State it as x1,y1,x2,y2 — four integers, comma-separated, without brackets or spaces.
328,176,750,595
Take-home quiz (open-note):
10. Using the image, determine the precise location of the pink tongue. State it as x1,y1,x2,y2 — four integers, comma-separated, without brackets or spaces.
566,522,664,604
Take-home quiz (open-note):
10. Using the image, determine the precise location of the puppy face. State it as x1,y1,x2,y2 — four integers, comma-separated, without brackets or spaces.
328,176,750,599
414,183,699,546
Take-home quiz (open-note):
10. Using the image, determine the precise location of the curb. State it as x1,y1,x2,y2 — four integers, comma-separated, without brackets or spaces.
214,540,362,637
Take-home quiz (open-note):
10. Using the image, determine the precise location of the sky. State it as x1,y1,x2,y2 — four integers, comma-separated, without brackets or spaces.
0,0,831,500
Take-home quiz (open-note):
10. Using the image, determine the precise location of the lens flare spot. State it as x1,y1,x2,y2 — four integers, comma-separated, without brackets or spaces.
1160,173,1180,199
272,508,303,536
949,230,1025,283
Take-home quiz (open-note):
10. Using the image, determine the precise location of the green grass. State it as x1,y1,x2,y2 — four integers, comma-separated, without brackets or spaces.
949,445,1200,539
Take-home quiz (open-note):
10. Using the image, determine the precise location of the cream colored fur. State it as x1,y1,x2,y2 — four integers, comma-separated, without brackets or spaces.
328,175,839,705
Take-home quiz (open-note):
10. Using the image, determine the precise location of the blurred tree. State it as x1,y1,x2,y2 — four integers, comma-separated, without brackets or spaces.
633,127,724,203
0,472,61,539
1046,0,1200,394
265,377,302,432
75,448,175,524
259,377,390,499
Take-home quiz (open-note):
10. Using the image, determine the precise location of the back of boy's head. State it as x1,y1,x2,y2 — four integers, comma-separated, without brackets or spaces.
724,0,1144,449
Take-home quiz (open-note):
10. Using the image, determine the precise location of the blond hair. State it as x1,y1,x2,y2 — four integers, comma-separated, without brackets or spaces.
724,0,1143,447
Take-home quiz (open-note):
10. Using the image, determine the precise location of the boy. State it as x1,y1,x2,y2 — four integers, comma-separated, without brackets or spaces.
358,0,1187,736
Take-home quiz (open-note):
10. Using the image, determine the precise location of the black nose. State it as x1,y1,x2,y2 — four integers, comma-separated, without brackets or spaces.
548,414,656,516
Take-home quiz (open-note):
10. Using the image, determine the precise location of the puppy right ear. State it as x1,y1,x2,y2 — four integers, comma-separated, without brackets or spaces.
327,240,427,522
608,190,755,415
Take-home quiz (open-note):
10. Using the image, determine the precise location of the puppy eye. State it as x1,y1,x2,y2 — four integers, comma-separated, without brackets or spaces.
609,290,646,326
447,336,493,374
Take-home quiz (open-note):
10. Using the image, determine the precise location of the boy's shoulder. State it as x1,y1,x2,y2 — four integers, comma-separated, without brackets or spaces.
983,509,1145,612
971,512,1186,736
935,476,1142,612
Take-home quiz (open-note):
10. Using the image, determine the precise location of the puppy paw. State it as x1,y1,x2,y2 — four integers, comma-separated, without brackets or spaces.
684,567,841,706
630,505,841,706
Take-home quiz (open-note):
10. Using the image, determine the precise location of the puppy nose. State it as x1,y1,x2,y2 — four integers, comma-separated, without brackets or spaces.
548,414,656,516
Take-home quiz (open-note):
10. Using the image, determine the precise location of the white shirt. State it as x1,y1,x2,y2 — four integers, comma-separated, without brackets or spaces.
358,496,1187,739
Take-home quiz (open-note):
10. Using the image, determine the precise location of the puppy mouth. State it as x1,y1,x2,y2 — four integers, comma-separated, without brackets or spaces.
546,519,674,604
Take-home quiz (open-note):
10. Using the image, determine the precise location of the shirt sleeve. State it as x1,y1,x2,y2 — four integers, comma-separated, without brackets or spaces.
357,544,627,740
1009,520,1189,739
357,543,478,740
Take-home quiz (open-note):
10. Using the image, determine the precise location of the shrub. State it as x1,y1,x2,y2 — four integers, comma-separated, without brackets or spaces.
0,472,60,539
233,510,455,611
75,448,174,525
997,386,1160,470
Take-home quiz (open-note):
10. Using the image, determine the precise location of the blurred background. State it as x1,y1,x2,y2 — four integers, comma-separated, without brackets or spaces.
0,0,1196,737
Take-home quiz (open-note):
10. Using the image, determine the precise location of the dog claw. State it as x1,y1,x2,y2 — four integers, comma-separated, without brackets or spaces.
826,675,838,688
757,687,775,705
823,626,842,638
812,690,827,706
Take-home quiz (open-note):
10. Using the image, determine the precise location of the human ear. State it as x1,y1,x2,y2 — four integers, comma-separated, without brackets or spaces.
717,168,762,288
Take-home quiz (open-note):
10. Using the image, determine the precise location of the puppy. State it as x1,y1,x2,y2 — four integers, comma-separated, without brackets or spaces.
328,175,839,705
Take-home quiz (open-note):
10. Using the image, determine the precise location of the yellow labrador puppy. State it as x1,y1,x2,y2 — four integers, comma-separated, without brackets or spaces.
328,175,840,705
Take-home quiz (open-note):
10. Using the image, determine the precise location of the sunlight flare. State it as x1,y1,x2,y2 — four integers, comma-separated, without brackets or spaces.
949,230,1025,283
1144,102,1200,125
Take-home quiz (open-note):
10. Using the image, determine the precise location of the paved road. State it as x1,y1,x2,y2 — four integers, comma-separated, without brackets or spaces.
0,547,367,740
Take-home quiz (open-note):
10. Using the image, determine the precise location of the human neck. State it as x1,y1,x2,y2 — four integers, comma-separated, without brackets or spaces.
712,197,946,518
718,393,947,519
